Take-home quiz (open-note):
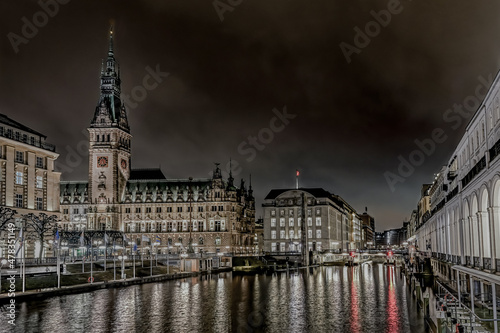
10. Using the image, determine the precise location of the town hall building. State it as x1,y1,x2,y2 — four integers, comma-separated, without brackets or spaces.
58,29,255,255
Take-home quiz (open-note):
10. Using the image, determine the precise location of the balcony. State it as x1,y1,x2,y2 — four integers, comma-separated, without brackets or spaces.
447,170,457,181
0,131,56,152
461,156,486,188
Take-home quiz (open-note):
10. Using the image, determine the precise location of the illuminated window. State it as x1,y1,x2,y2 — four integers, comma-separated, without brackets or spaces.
15,171,23,185
36,176,43,189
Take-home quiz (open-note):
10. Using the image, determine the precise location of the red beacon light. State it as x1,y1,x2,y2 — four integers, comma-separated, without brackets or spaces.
387,251,393,257
349,251,356,257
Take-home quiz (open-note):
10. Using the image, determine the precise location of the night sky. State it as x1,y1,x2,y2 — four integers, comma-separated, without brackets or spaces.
1,1,499,231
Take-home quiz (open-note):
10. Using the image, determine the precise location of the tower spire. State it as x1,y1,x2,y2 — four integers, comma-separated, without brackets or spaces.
90,26,129,132
108,26,114,56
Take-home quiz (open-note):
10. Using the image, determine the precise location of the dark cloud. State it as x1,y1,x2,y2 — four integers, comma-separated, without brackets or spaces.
1,0,499,230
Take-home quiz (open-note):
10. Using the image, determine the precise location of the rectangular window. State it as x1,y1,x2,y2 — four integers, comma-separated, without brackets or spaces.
289,218,294,227
289,209,294,216
167,207,172,213
22,134,27,142
316,208,321,215
156,207,162,213
271,230,276,239
280,230,285,239
146,207,152,213
210,220,214,231
36,197,43,210
298,217,301,226
198,221,203,231
36,176,43,189
280,210,285,216
15,194,22,208
73,208,79,214
271,243,276,252
280,243,285,252
280,218,285,227
15,151,24,163
177,207,182,213
316,230,322,238
215,220,221,231
271,218,276,227
36,157,44,168
317,242,322,251
307,209,312,217
183,221,188,231
198,206,203,212
211,206,217,212
289,230,294,239
218,205,223,211
15,171,23,185
15,132,20,141
63,209,69,214
316,217,321,226
30,137,35,145
125,208,131,213
167,222,173,232
271,210,276,216
307,217,312,226
135,207,141,213
83,208,88,214
308,229,312,239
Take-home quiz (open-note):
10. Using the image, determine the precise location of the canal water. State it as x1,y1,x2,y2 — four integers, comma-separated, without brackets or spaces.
7,264,428,333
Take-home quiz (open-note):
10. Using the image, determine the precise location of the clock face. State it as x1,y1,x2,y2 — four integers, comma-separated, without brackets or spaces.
121,159,127,170
97,156,108,168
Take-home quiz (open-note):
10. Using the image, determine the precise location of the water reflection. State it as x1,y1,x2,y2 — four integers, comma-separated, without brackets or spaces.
9,265,426,333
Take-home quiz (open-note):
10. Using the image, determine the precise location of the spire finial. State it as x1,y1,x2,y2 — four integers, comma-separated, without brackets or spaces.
108,26,114,56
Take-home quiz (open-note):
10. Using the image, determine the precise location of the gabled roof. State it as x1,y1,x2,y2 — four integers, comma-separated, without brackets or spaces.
0,113,46,138
129,168,166,180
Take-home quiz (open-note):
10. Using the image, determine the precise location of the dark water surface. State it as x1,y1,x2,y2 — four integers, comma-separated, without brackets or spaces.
7,264,428,332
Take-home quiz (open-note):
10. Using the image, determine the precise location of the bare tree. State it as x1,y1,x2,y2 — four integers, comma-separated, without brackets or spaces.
23,213,58,259
0,207,17,231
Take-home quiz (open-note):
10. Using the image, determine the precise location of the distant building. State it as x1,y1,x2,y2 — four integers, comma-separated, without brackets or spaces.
359,208,375,248
262,187,362,253
375,225,407,248
0,113,61,258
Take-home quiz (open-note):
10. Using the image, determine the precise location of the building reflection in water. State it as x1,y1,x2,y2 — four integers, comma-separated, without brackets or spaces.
10,265,424,333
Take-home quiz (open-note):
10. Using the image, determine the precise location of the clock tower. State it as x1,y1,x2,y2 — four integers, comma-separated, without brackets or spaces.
88,27,131,230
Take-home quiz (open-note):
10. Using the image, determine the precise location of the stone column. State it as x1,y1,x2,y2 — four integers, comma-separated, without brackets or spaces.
490,207,499,271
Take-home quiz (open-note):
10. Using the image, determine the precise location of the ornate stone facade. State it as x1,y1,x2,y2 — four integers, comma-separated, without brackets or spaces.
0,113,61,257
59,29,255,255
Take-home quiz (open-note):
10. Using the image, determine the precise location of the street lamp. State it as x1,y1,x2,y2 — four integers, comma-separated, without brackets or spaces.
0,259,7,293
118,255,127,279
